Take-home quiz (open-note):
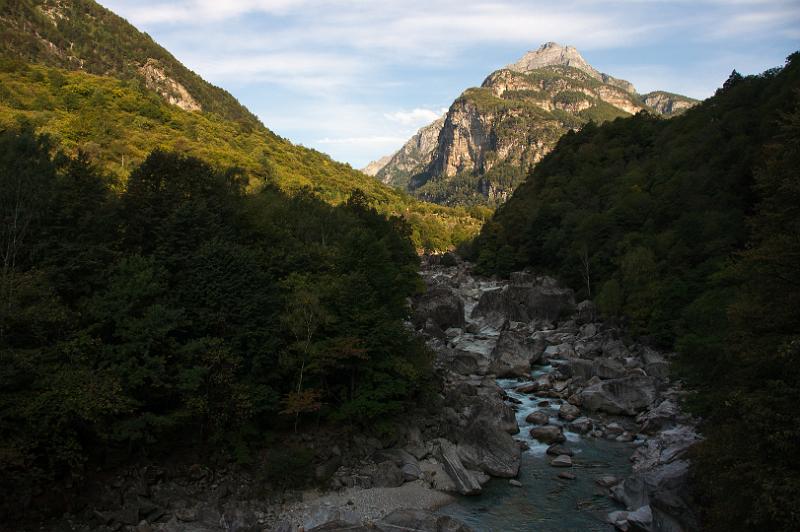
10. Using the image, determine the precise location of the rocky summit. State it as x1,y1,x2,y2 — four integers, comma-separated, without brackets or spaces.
367,42,698,206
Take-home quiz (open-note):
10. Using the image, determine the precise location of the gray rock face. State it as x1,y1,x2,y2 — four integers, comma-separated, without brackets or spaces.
577,376,657,415
611,425,700,532
432,439,483,495
374,117,446,189
458,421,521,478
414,288,465,331
637,399,681,435
641,91,698,117
488,326,542,377
471,277,575,324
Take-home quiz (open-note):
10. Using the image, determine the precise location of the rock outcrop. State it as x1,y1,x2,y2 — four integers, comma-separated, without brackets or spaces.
641,91,698,117
138,58,202,112
362,155,392,177
372,117,445,189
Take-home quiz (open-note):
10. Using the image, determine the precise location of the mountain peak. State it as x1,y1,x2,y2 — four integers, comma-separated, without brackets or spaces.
507,42,600,78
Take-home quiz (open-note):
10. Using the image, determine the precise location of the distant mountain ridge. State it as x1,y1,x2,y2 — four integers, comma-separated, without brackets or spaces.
367,42,699,206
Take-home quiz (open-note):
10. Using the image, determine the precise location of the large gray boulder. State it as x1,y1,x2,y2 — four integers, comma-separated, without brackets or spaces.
636,399,681,435
611,426,701,532
471,278,575,324
488,326,544,377
458,421,521,478
432,439,483,495
576,376,657,415
530,425,566,444
414,288,465,331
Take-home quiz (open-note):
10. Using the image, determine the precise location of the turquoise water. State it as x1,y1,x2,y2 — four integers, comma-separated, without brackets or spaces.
437,372,634,532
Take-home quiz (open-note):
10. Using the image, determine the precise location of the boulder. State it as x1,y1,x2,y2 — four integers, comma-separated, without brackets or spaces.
525,411,549,425
488,328,544,377
576,376,657,416
432,439,482,495
471,281,575,324
550,455,573,467
636,399,680,435
594,358,627,380
530,425,566,444
515,382,539,394
596,475,621,488
414,288,465,331
611,426,701,532
567,417,593,434
546,444,574,457
458,421,521,478
558,403,580,421
401,462,422,482
469,395,519,435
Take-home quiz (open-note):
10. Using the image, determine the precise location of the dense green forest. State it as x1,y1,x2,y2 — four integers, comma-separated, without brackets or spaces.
0,131,436,518
471,54,800,530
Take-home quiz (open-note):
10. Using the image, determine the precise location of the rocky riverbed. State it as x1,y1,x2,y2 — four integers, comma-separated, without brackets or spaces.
47,258,700,531
273,258,700,531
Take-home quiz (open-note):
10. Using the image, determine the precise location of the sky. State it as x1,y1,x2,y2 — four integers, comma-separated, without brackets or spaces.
99,0,800,169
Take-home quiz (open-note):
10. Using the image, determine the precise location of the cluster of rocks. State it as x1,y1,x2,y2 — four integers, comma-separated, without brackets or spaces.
410,258,701,532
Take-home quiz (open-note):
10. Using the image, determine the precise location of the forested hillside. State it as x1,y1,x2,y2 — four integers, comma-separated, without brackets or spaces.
0,130,437,519
1,0,257,126
0,0,481,250
471,53,800,530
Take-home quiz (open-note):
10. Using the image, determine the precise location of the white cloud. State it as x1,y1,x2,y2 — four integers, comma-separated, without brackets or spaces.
317,136,409,145
181,51,364,90
383,108,447,126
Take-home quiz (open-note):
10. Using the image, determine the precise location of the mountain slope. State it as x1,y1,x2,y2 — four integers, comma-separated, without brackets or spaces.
371,42,698,206
0,0,481,249
1,0,258,127
470,54,800,530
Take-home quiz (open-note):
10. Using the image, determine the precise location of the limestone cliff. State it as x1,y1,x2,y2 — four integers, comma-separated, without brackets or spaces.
372,117,445,189
138,59,202,112
372,43,699,206
361,155,392,177
641,91,698,117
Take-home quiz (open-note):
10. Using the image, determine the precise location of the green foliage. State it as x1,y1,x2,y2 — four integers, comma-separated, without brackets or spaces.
0,61,480,251
0,133,433,518
0,0,258,127
472,53,800,531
